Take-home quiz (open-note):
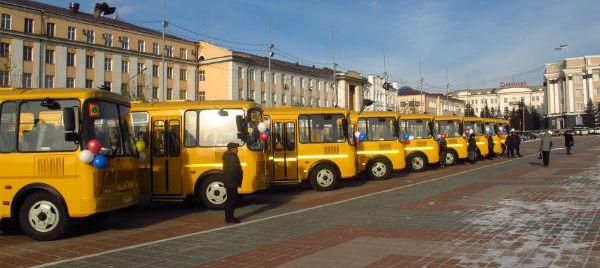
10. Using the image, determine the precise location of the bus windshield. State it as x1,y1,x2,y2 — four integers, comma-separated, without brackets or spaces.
358,117,396,141
247,109,263,151
463,121,483,135
435,120,461,137
399,119,431,139
299,114,345,143
84,101,134,156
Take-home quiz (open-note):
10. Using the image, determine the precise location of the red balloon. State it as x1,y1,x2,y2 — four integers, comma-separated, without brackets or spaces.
260,132,269,141
87,139,102,154
355,137,361,145
440,134,446,139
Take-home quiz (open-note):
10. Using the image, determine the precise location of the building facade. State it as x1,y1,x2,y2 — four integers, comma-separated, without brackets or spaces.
364,74,397,111
0,0,198,101
544,55,600,128
198,41,368,110
396,87,464,116
450,86,545,118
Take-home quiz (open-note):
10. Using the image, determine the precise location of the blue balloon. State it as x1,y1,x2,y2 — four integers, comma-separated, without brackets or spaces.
92,154,108,169
359,133,367,142
265,128,271,136
402,133,410,140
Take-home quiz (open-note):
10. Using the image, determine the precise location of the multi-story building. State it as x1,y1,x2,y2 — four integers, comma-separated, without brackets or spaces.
0,0,198,101
544,55,600,128
396,87,464,116
198,41,368,110
450,86,545,118
364,74,397,111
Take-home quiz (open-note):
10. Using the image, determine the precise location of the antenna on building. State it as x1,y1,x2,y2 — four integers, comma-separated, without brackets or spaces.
332,28,338,108
267,15,275,107
161,0,167,101
419,59,423,92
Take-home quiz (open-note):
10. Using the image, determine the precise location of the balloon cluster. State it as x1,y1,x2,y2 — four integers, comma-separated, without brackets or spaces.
401,132,411,144
353,131,367,145
437,134,446,140
78,139,108,169
258,122,270,142
136,140,147,161
464,129,473,138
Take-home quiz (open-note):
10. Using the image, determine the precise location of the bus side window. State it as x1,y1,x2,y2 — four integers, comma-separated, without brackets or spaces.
168,120,180,157
152,121,166,157
285,122,295,151
273,122,283,151
0,102,16,152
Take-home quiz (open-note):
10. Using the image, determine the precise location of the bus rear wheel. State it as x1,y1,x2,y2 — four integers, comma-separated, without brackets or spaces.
445,151,458,166
199,175,229,210
368,158,392,180
408,153,427,172
309,164,339,191
18,191,68,241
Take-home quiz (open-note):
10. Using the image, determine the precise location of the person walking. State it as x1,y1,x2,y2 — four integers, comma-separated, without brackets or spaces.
467,133,478,164
511,130,522,157
438,134,447,168
486,134,495,160
506,131,514,158
540,131,553,167
222,142,243,224
564,130,574,155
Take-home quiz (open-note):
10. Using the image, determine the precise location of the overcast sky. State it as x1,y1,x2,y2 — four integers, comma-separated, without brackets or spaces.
42,0,600,92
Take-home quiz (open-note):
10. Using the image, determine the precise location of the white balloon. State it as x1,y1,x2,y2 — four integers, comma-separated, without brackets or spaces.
258,122,267,133
354,131,361,138
79,150,94,163
138,151,146,161
409,135,414,140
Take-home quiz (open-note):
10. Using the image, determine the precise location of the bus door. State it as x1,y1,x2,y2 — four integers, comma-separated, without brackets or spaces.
271,121,298,181
151,117,182,195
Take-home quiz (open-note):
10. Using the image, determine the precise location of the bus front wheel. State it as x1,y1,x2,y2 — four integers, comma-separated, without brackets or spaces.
309,164,339,191
18,191,68,241
408,154,427,172
445,151,458,166
199,175,229,210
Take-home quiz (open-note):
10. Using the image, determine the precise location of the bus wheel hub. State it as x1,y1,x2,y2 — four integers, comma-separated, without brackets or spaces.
28,201,59,233
206,181,227,205
372,162,386,177
316,169,334,187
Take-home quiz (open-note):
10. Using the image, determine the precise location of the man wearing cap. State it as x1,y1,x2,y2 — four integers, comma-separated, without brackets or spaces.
222,142,243,224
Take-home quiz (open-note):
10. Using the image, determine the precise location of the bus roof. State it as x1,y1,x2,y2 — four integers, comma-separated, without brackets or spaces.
131,100,261,112
0,88,129,105
482,118,498,123
265,106,350,115
462,116,484,122
349,111,399,118
398,113,434,120
434,115,463,121
497,119,509,124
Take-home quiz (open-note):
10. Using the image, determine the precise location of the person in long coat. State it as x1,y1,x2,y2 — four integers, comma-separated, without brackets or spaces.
540,131,553,167
467,134,478,164
222,142,243,223
564,130,574,155
506,132,514,158
511,131,522,157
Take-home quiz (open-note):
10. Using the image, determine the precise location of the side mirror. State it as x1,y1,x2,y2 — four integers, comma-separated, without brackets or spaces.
359,99,374,113
393,120,399,137
63,107,76,132
235,115,248,142
341,118,349,138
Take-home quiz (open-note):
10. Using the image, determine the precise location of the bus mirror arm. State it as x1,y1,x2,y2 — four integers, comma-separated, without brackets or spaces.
63,107,79,143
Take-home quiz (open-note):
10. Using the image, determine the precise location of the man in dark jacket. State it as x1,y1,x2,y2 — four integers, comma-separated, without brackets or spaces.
467,134,478,164
564,130,574,155
438,134,447,168
511,131,522,157
506,132,514,158
486,134,495,159
222,142,243,224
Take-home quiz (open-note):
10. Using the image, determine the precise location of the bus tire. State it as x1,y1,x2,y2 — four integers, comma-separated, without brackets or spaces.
18,191,68,241
198,175,229,210
309,164,339,191
445,151,458,166
367,158,392,180
408,153,427,172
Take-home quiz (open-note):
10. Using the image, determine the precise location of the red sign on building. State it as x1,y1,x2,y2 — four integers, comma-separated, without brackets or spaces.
499,81,527,87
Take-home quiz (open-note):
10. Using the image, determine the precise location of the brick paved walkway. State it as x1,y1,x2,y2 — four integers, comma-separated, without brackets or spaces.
1,136,598,267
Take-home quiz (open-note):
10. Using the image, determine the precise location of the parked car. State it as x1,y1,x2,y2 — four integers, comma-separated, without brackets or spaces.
573,125,584,135
594,127,600,134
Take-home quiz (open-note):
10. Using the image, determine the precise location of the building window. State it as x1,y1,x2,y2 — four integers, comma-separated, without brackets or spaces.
120,36,129,50
152,65,159,77
593,73,599,81
249,89,255,99
85,55,94,69
199,70,205,81
179,48,187,59
261,91,266,103
23,46,32,61
197,91,205,101
574,76,582,82
103,33,113,46
24,18,34,34
152,87,158,99
237,67,243,79
66,77,74,88
22,73,32,88
137,63,145,74
45,49,54,64
576,102,582,111
180,69,187,81
179,90,186,100
85,79,93,88
44,75,54,88
238,88,244,100
274,73,278,84
122,60,129,73
595,88,600,95
575,89,580,97
67,26,76,41
1,14,11,30
66,52,75,66
0,71,8,86
84,30,94,43
136,85,143,98
260,71,266,82
0,42,8,57
166,46,173,57
249,69,255,81
152,43,159,55
137,40,145,52
46,22,55,37
291,76,296,87
104,58,112,71
167,67,173,79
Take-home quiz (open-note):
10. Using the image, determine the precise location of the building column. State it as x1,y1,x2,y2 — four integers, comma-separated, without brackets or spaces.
129,56,138,97
75,48,86,88
588,71,595,101
555,80,562,114
144,59,153,99
582,75,588,105
112,54,122,94
9,39,23,88
173,63,180,99
32,42,42,88
548,82,555,114
160,61,167,101
55,45,67,88
567,77,574,113
94,51,105,88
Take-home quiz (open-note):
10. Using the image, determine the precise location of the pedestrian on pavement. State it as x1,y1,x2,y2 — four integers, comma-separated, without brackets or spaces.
486,134,495,160
564,130,574,155
438,134,447,168
222,142,243,224
540,131,553,167
467,133,478,164
511,130,522,157
506,131,514,158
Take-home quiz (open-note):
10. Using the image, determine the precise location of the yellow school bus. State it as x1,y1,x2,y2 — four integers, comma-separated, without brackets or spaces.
433,115,468,165
462,117,489,158
131,101,269,210
398,114,440,172
0,88,138,240
349,111,406,180
483,118,503,155
264,107,356,191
